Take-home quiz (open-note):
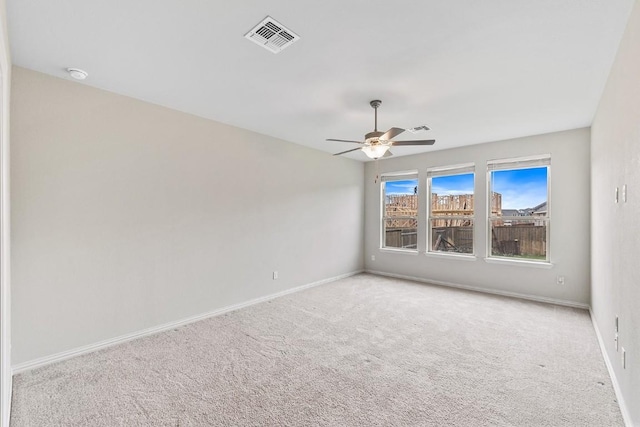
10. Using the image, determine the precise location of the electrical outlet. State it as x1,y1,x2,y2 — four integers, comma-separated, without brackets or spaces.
622,184,627,202
273,271,278,280
622,348,626,369
371,255,375,261
615,187,619,203
615,333,619,351
556,276,565,285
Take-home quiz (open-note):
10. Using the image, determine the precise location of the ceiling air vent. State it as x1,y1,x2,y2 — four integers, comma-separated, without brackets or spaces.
407,125,431,133
245,16,300,54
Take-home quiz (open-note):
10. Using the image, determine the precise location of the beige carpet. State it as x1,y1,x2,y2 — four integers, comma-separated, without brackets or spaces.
11,274,623,426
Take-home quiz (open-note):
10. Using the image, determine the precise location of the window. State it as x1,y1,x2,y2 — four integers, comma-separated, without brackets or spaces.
427,164,475,255
381,171,418,250
488,155,550,262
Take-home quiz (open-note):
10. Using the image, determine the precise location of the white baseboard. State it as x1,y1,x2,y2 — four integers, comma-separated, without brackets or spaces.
12,270,363,375
589,308,633,427
365,270,590,309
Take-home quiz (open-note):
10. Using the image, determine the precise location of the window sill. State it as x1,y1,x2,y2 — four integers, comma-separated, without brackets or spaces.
379,248,420,256
425,252,477,261
484,257,554,269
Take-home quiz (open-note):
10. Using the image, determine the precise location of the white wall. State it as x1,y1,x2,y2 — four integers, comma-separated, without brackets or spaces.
591,0,640,424
10,67,364,366
364,128,591,305
0,1,10,425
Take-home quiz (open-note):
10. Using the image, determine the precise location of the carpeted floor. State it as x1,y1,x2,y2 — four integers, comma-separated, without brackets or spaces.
11,274,623,426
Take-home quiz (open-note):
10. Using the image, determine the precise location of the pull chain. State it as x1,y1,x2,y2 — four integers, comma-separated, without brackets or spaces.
374,159,379,184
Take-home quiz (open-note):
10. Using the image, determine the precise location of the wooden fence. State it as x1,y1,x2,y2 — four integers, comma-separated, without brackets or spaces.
385,224,546,257
385,228,417,249
491,225,546,257
431,226,473,253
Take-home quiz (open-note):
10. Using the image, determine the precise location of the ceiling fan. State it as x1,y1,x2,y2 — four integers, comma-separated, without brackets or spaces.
328,100,435,159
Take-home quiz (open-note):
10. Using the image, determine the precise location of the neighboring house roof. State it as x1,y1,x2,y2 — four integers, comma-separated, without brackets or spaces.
501,202,547,217
531,202,547,215
502,209,521,216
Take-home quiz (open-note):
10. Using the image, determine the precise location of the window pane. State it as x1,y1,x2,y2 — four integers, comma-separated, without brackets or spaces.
431,173,474,216
490,219,547,260
384,179,418,217
490,167,548,217
384,218,417,249
383,178,418,249
429,172,474,254
430,221,473,254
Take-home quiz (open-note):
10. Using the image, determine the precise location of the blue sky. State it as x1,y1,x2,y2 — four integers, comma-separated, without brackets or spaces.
385,179,418,195
386,168,548,210
431,173,474,195
491,167,547,209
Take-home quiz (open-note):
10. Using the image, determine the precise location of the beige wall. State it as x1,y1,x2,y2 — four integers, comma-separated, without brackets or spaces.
364,128,591,305
0,0,10,424
591,0,640,424
10,67,364,365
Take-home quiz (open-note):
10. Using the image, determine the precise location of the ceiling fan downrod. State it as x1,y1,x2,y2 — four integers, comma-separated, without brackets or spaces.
370,99,382,132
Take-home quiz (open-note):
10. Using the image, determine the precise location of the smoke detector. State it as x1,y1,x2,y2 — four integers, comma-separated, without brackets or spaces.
67,68,88,80
245,16,300,53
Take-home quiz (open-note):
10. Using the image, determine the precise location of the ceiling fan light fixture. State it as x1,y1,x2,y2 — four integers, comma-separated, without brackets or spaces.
362,144,390,159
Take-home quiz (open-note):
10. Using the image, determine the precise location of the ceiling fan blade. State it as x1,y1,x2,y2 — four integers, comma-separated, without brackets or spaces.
380,127,405,141
391,139,436,146
382,150,393,158
326,138,365,144
333,147,363,156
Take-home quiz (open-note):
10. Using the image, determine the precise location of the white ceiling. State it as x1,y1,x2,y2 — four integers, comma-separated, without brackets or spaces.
7,0,635,161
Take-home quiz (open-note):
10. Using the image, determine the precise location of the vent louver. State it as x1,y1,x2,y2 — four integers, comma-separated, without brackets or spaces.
407,125,431,133
245,16,300,53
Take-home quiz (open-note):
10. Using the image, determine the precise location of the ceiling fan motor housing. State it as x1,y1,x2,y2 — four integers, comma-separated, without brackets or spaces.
365,131,384,142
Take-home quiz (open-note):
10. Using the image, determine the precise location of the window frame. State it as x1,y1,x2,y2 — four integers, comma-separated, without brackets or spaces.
380,171,419,252
486,155,551,263
427,163,476,257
